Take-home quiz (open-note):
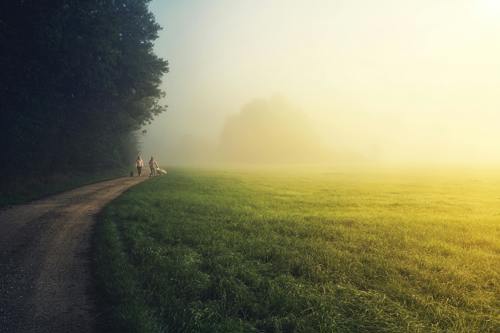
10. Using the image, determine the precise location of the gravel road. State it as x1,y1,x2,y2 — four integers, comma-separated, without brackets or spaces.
0,177,146,333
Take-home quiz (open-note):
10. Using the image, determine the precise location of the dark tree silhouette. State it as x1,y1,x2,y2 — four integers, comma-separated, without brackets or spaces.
0,0,168,183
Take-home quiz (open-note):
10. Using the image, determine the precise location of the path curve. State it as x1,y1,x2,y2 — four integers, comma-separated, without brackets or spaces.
0,176,146,333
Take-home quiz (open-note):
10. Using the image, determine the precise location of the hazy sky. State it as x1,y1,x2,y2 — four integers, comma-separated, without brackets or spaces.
144,0,500,165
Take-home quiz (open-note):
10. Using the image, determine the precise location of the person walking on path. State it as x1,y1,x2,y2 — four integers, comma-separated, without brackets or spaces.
149,156,158,177
136,155,144,176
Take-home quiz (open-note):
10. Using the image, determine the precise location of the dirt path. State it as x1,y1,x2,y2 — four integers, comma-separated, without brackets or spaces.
0,176,146,333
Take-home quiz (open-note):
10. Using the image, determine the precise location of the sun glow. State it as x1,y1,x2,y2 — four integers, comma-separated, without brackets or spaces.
147,0,500,166
483,0,500,11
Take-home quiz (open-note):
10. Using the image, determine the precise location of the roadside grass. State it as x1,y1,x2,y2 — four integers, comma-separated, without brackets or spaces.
0,168,129,207
94,168,500,333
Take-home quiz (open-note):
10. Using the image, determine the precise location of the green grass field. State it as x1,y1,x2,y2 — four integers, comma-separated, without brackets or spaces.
94,168,499,333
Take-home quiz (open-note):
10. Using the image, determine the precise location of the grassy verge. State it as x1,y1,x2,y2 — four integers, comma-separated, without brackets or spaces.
95,168,499,333
0,168,129,207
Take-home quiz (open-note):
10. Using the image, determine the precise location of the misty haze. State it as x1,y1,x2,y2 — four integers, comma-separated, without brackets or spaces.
143,0,500,167
1,1,499,332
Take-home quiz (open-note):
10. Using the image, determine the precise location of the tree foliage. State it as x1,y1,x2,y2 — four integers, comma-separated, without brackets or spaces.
0,0,168,180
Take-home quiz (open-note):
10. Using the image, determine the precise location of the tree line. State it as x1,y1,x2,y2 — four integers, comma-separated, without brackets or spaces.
0,0,167,183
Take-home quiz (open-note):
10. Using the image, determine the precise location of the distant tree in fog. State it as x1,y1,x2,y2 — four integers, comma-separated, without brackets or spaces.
219,96,332,164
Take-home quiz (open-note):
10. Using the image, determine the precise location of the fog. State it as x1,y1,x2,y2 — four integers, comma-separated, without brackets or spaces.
142,0,500,167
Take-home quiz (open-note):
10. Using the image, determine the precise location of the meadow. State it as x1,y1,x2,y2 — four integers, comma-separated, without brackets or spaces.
94,168,499,333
